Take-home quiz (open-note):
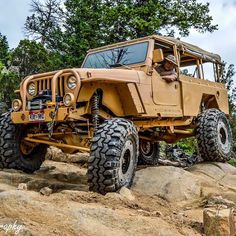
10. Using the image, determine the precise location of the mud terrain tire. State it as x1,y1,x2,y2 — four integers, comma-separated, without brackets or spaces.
0,112,47,173
195,108,232,162
88,118,139,194
138,140,160,165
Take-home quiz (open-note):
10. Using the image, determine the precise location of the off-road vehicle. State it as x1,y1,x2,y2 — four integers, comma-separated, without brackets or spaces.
0,35,232,194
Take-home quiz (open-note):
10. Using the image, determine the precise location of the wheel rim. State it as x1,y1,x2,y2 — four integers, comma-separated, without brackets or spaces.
217,119,231,153
118,139,135,186
140,140,154,159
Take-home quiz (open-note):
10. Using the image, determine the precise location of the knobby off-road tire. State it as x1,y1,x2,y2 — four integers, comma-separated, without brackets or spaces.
195,108,232,162
0,112,47,173
87,118,139,194
138,140,160,165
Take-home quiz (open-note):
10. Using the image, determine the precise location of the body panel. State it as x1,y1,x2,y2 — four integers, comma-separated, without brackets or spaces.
180,75,228,115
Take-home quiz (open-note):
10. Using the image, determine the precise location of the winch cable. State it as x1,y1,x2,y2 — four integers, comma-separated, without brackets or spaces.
48,100,59,139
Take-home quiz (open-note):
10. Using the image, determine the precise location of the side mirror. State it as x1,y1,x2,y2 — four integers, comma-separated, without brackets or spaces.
153,49,164,63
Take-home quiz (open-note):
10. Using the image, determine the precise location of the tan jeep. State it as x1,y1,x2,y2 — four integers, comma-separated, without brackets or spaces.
0,35,232,194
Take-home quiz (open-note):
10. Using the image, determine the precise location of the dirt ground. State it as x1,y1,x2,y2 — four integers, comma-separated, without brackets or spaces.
0,151,235,236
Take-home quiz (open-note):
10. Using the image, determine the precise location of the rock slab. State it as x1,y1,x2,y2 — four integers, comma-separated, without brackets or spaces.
133,166,201,202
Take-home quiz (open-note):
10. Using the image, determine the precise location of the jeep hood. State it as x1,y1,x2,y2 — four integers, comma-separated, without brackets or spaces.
77,68,144,84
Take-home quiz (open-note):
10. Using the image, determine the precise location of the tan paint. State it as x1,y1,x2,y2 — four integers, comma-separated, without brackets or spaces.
180,75,228,115
24,137,90,153
133,117,193,128
11,107,69,124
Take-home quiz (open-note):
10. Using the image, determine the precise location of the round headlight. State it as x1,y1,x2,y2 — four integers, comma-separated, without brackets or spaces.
63,93,75,106
28,82,36,96
12,99,22,111
67,76,77,90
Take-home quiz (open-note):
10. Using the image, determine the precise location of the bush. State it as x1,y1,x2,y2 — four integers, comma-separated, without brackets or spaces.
228,158,236,167
177,137,197,155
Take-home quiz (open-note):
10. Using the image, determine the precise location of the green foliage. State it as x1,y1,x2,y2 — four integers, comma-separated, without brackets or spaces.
228,158,236,167
24,0,218,67
177,137,197,155
0,33,19,107
221,63,236,150
100,0,217,40
0,38,63,107
221,63,236,113
59,0,104,66
0,33,9,66
231,115,236,150
62,0,217,66
0,66,20,107
11,39,60,78
24,0,64,46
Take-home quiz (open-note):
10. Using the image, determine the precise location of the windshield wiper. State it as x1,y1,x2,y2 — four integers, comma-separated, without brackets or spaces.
109,63,132,70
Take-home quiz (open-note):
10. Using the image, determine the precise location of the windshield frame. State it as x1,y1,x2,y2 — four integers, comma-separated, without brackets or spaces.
81,40,152,69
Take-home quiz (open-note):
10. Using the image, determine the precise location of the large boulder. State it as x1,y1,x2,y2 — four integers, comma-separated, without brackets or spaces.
188,162,236,201
0,190,184,236
133,163,236,204
132,166,201,202
188,162,236,183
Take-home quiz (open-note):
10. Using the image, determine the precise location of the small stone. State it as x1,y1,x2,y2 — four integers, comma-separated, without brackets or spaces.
36,166,55,173
137,209,151,216
184,206,192,210
137,209,144,213
175,212,186,223
17,183,28,191
105,192,124,201
39,187,52,196
129,213,136,216
119,187,135,201
152,211,163,217
178,212,187,217
206,196,236,208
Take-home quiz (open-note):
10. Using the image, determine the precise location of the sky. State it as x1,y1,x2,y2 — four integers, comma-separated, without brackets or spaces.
0,0,31,48
186,0,236,79
0,0,235,79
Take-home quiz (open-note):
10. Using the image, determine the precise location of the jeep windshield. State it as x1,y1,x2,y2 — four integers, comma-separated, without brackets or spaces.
82,41,149,68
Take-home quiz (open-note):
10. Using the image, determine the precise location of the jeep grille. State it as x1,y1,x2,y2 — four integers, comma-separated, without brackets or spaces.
35,76,65,97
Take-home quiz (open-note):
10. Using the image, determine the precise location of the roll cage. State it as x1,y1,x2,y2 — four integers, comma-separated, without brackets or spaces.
83,35,223,82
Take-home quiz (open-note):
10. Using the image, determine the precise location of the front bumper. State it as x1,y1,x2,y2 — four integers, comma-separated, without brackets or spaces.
11,107,69,124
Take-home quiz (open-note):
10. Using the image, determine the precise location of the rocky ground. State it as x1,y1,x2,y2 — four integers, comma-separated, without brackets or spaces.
0,148,235,235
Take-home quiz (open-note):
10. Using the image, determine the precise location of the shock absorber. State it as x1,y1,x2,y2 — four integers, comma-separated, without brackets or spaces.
91,90,100,132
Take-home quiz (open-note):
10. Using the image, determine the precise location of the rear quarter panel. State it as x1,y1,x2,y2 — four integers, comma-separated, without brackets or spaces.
180,75,229,116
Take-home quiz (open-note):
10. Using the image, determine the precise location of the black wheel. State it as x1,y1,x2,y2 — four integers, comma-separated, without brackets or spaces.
87,118,139,194
0,112,47,173
138,140,160,165
195,108,232,162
